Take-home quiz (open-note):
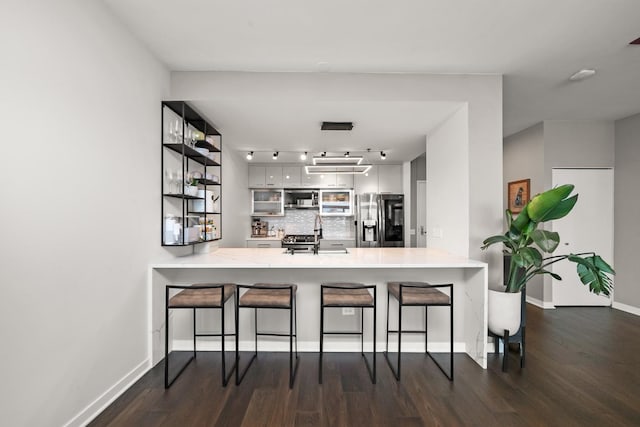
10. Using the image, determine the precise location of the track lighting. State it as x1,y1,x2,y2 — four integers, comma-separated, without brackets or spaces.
246,151,253,160
300,151,307,161
321,152,327,157
344,152,350,157
272,151,279,160
380,151,386,160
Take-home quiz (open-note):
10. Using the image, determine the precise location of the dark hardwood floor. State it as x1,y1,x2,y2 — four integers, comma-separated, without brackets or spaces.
90,306,640,426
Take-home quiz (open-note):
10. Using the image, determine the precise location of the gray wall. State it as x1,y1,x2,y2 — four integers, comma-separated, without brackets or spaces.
614,113,640,309
503,123,544,300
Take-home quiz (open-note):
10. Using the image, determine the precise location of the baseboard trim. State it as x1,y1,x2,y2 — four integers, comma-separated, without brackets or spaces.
612,301,640,316
63,358,150,427
526,296,555,309
172,339,466,353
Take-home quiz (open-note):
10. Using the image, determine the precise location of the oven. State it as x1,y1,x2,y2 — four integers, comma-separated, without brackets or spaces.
281,234,319,254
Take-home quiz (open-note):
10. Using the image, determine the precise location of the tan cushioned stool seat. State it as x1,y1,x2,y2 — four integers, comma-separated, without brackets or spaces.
388,282,450,305
322,283,374,307
169,283,235,308
240,283,297,308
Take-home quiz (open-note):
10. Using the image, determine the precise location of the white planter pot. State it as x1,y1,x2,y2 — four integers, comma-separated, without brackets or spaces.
488,289,522,336
184,185,198,197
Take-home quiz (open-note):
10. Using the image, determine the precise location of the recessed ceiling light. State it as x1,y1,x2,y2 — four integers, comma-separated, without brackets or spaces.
569,69,596,82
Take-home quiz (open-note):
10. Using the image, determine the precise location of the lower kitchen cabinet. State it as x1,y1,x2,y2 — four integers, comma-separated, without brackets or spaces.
319,239,356,250
246,239,282,248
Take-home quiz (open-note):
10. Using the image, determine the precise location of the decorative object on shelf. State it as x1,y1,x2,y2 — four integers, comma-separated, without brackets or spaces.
481,184,615,371
507,179,530,214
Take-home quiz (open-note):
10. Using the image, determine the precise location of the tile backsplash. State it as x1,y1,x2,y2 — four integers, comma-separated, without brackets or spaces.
257,210,355,239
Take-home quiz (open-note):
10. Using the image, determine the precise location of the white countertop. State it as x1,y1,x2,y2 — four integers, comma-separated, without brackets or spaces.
151,247,486,269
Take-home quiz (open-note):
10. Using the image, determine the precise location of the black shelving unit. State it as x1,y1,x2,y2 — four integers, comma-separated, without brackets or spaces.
161,101,222,246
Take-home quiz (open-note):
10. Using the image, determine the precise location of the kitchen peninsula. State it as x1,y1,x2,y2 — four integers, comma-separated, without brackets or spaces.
149,247,488,369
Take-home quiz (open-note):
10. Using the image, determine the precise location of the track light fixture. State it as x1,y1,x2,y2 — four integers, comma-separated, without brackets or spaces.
272,151,279,160
321,151,327,157
344,152,350,157
246,151,253,160
300,151,307,161
380,151,386,160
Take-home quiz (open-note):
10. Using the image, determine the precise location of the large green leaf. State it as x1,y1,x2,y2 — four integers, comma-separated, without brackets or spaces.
540,195,578,222
593,255,615,275
530,229,560,253
510,207,531,235
527,184,575,222
481,234,515,251
568,254,614,296
519,247,542,267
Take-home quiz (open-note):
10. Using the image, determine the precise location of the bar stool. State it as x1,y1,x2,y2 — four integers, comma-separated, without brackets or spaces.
235,283,299,388
319,282,376,384
384,281,453,381
164,283,236,388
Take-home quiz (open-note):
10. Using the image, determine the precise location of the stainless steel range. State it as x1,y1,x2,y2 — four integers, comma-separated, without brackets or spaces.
281,234,319,254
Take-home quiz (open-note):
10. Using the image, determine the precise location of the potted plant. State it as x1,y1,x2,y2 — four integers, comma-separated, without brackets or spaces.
184,177,199,197
481,184,614,339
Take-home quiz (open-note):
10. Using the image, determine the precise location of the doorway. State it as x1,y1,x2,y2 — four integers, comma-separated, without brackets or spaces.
416,180,427,247
551,168,613,306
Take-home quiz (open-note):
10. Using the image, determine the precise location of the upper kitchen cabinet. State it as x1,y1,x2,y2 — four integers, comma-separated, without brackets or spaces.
248,166,266,188
161,101,222,246
282,166,301,187
265,166,283,187
248,165,284,187
354,164,402,194
251,189,284,216
378,164,403,193
354,165,379,193
336,173,354,188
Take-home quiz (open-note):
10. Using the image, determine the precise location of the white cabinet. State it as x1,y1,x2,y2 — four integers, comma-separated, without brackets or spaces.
282,166,301,187
354,165,378,193
378,164,403,193
249,166,266,188
265,166,283,187
247,239,281,248
319,189,354,216
336,174,354,188
251,189,284,216
319,239,356,249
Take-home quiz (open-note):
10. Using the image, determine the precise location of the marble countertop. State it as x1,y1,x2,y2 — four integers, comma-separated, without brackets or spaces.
150,247,486,269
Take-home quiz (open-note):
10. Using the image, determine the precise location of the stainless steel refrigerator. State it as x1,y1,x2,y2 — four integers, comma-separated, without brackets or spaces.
356,193,404,247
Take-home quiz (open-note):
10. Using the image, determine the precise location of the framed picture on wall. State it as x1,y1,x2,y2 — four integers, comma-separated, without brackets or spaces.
508,179,530,214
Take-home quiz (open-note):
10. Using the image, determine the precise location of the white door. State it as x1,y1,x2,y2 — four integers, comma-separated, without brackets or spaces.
551,168,613,306
416,180,427,247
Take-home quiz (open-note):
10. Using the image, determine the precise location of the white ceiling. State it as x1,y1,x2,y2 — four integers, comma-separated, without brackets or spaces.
105,0,640,157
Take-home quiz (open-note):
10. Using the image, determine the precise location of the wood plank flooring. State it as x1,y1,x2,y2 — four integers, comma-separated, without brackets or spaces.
90,306,640,426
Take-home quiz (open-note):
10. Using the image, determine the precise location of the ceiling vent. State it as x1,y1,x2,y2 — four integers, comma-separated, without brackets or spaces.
630,37,640,45
321,121,353,131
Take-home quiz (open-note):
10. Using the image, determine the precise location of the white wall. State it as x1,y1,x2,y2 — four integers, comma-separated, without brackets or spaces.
426,105,470,256
614,113,640,311
542,120,615,303
219,149,250,247
172,71,504,283
0,1,169,425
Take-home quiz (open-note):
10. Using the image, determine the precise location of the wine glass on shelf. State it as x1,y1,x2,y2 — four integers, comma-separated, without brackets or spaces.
174,119,183,145
164,169,174,194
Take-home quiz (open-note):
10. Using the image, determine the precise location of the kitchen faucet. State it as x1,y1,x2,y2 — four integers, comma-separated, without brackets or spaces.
314,213,323,241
